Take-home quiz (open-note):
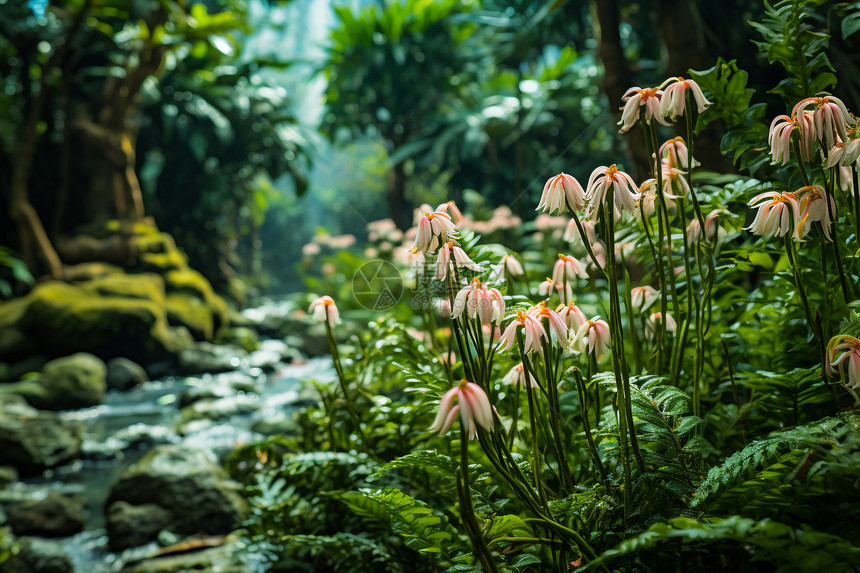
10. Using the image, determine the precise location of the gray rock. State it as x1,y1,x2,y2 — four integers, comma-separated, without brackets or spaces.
39,352,107,409
106,501,172,551
112,424,179,451
105,445,247,550
106,357,149,391
6,491,84,537
178,343,247,375
241,349,280,372
0,396,82,475
4,536,73,573
177,395,260,425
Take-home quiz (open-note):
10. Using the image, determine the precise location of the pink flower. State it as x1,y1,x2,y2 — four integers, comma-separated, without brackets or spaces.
502,363,538,389
792,96,854,152
658,77,712,121
631,286,658,310
410,211,456,254
492,254,525,281
795,185,836,242
527,301,569,346
429,379,494,439
645,312,677,341
452,278,505,326
434,240,484,281
826,335,860,403
584,164,640,221
825,139,860,168
498,310,548,355
658,136,697,170
572,318,611,360
686,209,727,245
745,191,801,238
435,298,452,319
537,277,572,303
537,173,586,214
563,218,598,247
552,254,588,284
309,295,339,324
436,201,465,224
556,301,587,332
618,87,670,133
659,161,691,198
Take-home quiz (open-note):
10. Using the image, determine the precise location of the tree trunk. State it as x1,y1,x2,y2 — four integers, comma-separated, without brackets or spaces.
592,0,651,179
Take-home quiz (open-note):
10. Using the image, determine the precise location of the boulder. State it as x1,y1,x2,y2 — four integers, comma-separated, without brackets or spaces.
164,268,230,340
0,396,82,475
38,353,107,409
178,343,247,375
106,501,172,550
3,536,73,573
106,357,149,391
105,445,247,550
6,491,84,537
166,292,216,341
15,281,179,363
217,326,259,354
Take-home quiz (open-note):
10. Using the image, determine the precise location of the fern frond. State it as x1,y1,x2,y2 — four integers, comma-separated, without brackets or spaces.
582,515,860,572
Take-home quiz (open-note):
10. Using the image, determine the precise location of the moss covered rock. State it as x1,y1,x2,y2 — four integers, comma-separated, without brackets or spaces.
82,273,166,308
165,269,230,339
38,353,107,410
17,282,178,363
166,292,215,341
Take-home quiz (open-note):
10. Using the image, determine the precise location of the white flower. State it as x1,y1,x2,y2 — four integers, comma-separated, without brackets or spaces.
618,87,670,133
537,173,586,214
452,279,505,327
434,241,484,281
658,77,712,120
410,211,456,254
309,295,339,324
584,164,640,221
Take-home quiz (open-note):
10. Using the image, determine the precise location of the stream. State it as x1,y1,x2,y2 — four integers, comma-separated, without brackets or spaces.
1,349,334,572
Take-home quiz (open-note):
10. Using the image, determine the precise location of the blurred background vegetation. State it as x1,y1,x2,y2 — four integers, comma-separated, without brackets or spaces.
1,0,856,302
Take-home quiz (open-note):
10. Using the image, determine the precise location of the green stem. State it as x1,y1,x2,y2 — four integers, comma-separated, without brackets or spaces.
324,319,371,456
458,426,499,573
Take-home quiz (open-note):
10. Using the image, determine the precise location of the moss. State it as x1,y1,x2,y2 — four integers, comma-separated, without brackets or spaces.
166,292,214,341
217,326,260,353
0,298,36,360
18,282,178,362
165,269,230,337
82,273,166,308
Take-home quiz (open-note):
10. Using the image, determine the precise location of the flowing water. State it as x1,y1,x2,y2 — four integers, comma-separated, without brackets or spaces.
3,354,334,572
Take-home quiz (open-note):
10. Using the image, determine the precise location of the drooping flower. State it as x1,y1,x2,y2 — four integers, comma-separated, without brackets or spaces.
556,301,587,332
792,96,855,152
429,379,494,439
309,295,340,324
537,277,572,303
635,178,680,220
563,218,598,248
767,112,816,165
659,76,712,121
826,335,860,403
491,254,524,282
645,312,677,341
795,185,836,242
411,211,456,254
502,363,539,389
552,254,589,284
434,240,484,281
630,286,659,310
659,162,691,198
452,278,505,327
825,138,860,168
436,201,465,224
571,318,611,360
618,87,670,133
527,301,569,347
584,164,640,221
687,209,728,245
537,173,586,214
497,310,549,355
745,191,802,238
658,136,698,170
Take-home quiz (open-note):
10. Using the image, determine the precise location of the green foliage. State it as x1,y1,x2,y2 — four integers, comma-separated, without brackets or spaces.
332,487,468,561
693,413,860,528
0,247,34,299
689,58,770,173
750,0,836,100
585,515,860,572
